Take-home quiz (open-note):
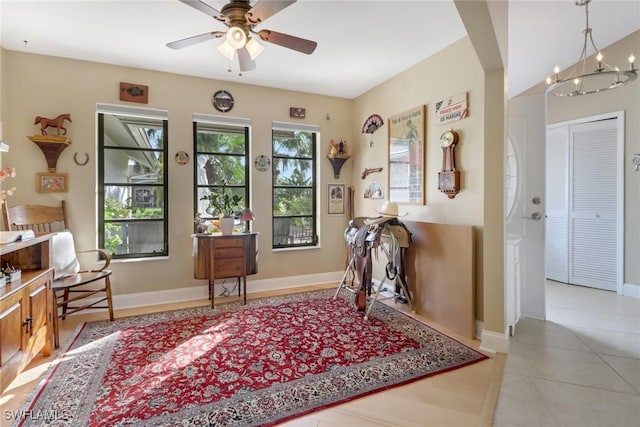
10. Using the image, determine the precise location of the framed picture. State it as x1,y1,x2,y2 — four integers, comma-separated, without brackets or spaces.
289,107,306,118
328,183,345,215
364,181,384,199
119,82,148,104
388,105,426,205
36,172,68,193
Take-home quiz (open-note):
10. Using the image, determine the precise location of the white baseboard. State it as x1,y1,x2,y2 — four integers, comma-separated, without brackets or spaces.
622,282,640,299
113,271,344,310
479,328,509,354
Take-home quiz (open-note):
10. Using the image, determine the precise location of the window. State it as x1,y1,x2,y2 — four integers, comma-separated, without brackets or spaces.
194,116,250,223
272,122,318,248
98,106,168,259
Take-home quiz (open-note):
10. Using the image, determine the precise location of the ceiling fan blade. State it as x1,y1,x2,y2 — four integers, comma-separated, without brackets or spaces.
167,31,225,49
237,47,257,72
257,29,317,55
178,0,223,18
246,0,296,24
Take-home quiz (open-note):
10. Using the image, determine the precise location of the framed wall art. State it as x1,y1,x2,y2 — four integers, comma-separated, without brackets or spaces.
328,183,345,215
36,172,68,193
119,82,148,104
289,107,306,118
363,181,384,199
388,105,426,205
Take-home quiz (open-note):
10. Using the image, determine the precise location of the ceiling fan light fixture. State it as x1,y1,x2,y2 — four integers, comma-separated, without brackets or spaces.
546,0,637,97
226,26,247,49
217,40,236,60
245,38,265,60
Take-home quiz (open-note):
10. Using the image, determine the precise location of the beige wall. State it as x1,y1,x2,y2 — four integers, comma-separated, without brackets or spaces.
352,37,491,323
2,51,354,295
546,30,640,288
3,32,508,339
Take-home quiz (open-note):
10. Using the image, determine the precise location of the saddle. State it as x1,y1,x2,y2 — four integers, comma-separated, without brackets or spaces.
342,216,413,313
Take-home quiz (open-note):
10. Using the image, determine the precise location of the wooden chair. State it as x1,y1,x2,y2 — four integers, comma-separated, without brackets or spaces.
2,201,114,347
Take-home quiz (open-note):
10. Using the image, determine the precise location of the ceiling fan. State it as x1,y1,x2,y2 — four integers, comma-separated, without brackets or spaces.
167,0,318,72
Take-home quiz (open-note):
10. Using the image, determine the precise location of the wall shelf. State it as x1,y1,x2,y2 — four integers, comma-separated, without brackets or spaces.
27,135,71,172
327,154,351,179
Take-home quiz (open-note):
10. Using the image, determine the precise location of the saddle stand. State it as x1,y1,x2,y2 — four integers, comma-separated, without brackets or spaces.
334,217,415,320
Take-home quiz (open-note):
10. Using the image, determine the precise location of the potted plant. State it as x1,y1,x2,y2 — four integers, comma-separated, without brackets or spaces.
200,180,243,235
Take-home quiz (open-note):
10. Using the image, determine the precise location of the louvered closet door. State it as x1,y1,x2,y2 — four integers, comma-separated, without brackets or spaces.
545,126,569,283
569,119,617,291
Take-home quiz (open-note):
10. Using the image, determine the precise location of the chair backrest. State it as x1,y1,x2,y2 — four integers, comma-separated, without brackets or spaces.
2,201,68,233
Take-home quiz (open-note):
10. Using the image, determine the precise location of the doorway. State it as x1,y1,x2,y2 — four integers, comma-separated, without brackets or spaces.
508,97,626,331
545,112,624,293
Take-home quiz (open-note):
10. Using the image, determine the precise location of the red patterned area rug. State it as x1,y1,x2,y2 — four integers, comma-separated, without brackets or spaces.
18,289,487,426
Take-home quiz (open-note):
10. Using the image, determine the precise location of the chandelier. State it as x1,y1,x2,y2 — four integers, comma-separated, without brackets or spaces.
546,0,637,97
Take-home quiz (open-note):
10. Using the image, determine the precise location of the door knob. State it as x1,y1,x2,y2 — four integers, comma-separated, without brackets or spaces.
522,212,542,221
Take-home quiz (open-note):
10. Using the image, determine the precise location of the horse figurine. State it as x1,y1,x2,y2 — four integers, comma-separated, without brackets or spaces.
335,216,414,319
34,113,72,136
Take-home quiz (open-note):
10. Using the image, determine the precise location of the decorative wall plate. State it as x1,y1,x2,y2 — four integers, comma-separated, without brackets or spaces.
175,151,189,165
254,155,271,171
212,90,234,112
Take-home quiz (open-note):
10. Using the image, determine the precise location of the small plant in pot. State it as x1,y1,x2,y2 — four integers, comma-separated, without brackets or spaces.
200,180,243,235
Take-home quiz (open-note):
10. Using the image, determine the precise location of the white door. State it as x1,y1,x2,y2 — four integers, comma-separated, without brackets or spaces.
507,94,547,322
568,120,618,291
545,115,622,292
545,125,569,283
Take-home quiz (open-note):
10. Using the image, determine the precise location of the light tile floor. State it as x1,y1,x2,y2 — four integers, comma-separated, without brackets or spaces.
493,280,640,427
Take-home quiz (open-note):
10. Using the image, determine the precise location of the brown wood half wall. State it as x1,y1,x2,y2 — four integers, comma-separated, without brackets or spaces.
403,221,475,339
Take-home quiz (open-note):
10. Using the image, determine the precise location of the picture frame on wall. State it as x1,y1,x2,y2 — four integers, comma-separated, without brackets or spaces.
388,105,426,205
36,172,68,193
328,183,345,215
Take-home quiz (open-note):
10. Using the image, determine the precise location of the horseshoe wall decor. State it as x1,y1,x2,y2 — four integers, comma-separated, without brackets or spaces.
73,152,89,166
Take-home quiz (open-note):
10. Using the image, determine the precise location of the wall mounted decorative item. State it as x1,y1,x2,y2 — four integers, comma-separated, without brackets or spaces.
175,151,190,165
28,135,71,172
73,152,89,166
364,181,383,199
254,154,271,171
212,90,234,112
327,139,350,178
633,153,640,171
328,183,345,215
361,167,383,180
388,105,426,204
120,82,148,104
435,92,468,125
290,107,306,118
36,172,68,193
362,113,384,147
438,129,461,199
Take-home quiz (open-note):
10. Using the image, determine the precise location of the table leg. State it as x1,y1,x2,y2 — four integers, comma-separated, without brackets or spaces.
243,275,247,304
210,279,214,308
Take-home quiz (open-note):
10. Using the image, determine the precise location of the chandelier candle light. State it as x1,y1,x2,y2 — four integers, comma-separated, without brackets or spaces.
545,0,637,96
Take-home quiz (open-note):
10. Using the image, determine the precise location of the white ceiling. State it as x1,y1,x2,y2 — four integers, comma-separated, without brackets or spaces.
1,0,638,100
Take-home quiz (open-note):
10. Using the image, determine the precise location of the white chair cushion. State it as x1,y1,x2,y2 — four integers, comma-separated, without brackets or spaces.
51,231,80,280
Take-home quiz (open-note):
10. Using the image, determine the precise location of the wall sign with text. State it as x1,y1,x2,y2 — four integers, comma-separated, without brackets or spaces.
435,92,468,124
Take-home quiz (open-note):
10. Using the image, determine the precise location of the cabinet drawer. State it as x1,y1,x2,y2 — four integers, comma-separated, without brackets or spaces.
213,237,244,249
215,247,245,259
214,258,244,278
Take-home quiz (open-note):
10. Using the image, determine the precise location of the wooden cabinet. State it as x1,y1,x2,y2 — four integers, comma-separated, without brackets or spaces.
0,234,54,393
193,233,258,307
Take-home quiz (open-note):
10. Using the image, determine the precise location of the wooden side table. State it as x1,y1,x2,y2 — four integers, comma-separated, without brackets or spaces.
193,232,258,307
